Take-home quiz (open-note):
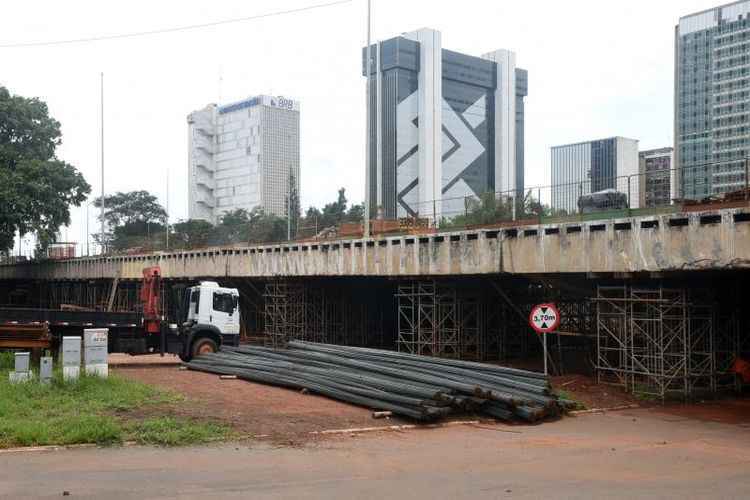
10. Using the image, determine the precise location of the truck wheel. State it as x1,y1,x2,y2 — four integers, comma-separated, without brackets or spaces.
191,337,218,358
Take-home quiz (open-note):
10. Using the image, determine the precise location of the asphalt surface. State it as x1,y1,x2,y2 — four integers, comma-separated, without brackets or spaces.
2,407,750,499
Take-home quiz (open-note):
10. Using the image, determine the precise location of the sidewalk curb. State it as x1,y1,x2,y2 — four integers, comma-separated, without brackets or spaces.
569,404,640,415
309,419,482,436
0,443,99,455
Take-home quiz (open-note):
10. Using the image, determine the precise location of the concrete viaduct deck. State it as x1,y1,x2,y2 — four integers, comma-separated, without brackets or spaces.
2,207,750,281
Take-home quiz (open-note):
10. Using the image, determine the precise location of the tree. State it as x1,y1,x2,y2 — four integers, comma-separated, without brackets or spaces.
172,219,215,249
93,190,167,227
346,202,365,223
0,86,91,253
214,209,251,244
213,208,287,244
246,208,287,243
285,170,301,237
319,188,348,228
92,190,167,251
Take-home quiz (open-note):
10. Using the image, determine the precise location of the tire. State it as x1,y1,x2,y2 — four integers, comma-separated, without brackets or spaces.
191,337,218,359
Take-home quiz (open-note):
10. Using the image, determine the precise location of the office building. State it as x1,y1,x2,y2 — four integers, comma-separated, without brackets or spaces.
188,95,300,223
675,1,750,198
363,28,528,219
551,137,639,213
639,147,675,207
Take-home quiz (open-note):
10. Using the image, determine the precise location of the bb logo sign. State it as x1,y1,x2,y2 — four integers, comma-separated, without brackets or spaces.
529,303,560,334
270,96,295,110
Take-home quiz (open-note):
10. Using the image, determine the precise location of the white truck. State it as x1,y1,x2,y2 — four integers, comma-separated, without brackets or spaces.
0,268,241,362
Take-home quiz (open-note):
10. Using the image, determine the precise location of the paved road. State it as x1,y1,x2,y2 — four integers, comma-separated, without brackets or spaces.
2,408,750,499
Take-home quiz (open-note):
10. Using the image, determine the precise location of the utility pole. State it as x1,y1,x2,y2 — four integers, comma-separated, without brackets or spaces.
165,169,170,250
100,72,105,255
287,167,292,241
86,202,90,256
364,0,372,238
287,196,291,241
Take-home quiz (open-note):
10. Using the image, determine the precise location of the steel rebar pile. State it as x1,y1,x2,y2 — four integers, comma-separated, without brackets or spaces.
185,341,573,422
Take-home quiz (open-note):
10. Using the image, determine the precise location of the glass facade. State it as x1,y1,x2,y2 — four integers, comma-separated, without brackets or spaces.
364,35,526,219
551,138,638,213
677,2,750,198
639,148,674,207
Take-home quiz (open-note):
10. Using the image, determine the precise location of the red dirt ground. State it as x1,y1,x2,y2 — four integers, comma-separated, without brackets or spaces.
111,355,408,444
111,354,750,445
551,374,640,409
652,398,750,425
110,355,641,440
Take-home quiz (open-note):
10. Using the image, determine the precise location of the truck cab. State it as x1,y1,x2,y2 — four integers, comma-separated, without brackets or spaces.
179,281,241,360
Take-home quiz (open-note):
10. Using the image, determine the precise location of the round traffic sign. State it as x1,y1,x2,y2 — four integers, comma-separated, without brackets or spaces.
529,303,560,334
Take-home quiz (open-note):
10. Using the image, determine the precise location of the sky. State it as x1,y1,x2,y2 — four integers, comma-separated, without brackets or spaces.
0,0,722,255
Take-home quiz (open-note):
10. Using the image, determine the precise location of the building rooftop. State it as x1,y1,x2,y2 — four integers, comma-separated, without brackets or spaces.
217,95,299,115
551,137,639,150
639,147,674,157
679,1,750,35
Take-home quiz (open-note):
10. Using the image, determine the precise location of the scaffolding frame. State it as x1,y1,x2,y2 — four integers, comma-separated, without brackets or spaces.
595,285,722,400
263,281,305,347
263,280,385,348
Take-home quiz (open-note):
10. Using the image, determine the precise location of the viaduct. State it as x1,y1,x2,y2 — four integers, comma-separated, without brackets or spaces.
1,206,748,400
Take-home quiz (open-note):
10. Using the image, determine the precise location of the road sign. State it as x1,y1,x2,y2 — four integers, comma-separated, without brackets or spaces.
529,303,560,334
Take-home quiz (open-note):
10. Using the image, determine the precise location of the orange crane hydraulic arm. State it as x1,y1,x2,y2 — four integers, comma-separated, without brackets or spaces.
140,266,162,333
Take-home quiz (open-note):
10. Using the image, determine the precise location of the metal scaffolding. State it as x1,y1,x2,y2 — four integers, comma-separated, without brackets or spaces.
396,281,538,361
595,285,724,400
396,281,463,358
459,294,483,360
263,281,305,347
262,280,385,348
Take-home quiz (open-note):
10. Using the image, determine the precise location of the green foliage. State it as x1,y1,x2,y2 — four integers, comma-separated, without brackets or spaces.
298,188,362,236
0,371,169,447
94,186,363,252
286,170,301,236
553,389,586,411
172,219,214,249
0,352,14,370
93,190,167,227
90,190,168,252
214,208,287,244
440,190,564,229
0,370,228,448
125,417,229,446
0,86,91,253
346,202,365,223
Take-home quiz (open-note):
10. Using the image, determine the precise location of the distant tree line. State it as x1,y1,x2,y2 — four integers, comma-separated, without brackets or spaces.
94,187,366,253
94,186,574,253
443,191,568,229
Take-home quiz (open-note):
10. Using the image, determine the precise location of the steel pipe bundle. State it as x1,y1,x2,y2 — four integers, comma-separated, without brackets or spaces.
185,341,571,423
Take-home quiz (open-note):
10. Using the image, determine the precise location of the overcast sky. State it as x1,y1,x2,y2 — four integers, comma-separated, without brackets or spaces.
0,0,720,254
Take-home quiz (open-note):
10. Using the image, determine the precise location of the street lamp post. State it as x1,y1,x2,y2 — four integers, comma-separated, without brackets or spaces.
364,0,372,238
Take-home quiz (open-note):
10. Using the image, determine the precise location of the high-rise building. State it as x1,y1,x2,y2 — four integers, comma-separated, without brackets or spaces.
363,28,528,220
675,1,750,199
550,137,639,213
639,147,675,207
187,95,300,223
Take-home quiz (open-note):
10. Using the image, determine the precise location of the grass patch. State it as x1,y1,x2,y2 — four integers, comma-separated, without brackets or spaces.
126,417,231,446
554,389,587,410
0,351,14,371
0,368,229,448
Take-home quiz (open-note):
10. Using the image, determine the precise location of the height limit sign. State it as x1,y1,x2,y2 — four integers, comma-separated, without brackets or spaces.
529,303,560,377
529,303,560,334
